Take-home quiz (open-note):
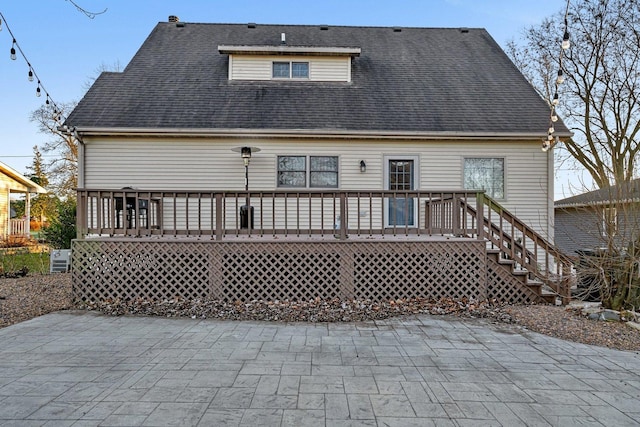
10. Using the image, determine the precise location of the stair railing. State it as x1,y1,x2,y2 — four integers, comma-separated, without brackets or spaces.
462,193,575,303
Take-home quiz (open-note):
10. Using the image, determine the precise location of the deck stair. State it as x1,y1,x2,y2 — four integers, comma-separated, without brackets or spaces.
485,249,556,304
466,195,575,304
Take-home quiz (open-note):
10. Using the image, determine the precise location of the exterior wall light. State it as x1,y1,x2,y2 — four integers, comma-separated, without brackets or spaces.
360,160,366,173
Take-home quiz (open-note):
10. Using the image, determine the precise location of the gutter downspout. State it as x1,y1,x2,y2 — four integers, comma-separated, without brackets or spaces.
74,128,85,189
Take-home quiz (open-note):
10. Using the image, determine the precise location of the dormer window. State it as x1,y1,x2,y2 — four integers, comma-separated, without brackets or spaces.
272,61,309,79
219,45,360,82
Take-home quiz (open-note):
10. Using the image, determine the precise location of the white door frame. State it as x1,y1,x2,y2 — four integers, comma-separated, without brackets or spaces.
383,155,419,228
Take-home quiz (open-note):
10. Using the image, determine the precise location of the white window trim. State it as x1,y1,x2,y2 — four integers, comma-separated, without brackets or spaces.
462,156,507,201
272,61,310,80
276,155,339,188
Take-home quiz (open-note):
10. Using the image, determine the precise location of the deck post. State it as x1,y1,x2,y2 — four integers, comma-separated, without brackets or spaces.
561,260,572,305
215,193,223,240
77,190,87,239
452,194,460,236
339,192,348,240
475,192,484,240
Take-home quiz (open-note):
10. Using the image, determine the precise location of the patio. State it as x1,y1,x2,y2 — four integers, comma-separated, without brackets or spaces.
1,311,638,425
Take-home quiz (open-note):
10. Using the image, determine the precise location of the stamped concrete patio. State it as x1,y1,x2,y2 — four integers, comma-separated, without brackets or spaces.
1,311,639,426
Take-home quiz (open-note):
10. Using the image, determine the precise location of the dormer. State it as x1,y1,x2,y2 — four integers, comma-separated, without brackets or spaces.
218,41,361,82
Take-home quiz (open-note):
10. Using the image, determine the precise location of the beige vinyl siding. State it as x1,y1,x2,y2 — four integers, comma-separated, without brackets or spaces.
83,137,551,237
230,56,272,80
0,188,8,237
1,174,31,237
229,55,351,82
308,58,351,82
0,173,30,193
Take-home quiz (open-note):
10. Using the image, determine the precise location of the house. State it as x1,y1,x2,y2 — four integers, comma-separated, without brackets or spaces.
555,179,640,256
66,19,574,304
0,161,47,240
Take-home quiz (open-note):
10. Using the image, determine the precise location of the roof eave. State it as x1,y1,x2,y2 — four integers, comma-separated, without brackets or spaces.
72,127,574,141
218,45,361,57
555,198,640,209
0,162,48,194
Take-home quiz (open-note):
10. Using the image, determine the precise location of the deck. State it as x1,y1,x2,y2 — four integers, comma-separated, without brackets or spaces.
73,189,574,305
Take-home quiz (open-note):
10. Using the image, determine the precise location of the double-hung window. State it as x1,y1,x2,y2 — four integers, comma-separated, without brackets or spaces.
463,158,505,199
278,156,338,188
272,61,309,79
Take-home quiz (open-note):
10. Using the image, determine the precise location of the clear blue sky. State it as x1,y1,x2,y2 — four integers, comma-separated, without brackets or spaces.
1,0,578,198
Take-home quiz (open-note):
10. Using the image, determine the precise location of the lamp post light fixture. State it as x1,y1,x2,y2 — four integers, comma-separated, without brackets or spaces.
241,146,252,169
232,146,261,190
232,146,261,229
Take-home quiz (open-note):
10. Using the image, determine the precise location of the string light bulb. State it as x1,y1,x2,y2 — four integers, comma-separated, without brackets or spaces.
542,140,551,152
1,11,65,123
543,0,570,152
562,31,570,50
10,38,16,60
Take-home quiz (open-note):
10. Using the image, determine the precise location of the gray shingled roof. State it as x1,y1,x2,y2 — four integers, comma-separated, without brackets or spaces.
66,22,570,136
555,179,640,208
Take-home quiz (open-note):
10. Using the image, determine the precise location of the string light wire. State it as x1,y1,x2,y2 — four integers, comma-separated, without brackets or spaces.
543,0,571,152
0,11,66,123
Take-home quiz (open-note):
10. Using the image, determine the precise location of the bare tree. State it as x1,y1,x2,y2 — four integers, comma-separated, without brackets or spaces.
66,0,107,19
30,102,78,199
507,0,640,189
83,60,122,92
511,0,640,309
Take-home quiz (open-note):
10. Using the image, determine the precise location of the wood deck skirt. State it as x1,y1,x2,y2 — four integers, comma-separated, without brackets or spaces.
71,237,538,304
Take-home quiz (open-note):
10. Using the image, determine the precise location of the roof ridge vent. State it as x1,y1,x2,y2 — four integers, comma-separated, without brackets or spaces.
320,25,329,30
248,23,257,28
168,15,179,23
460,27,469,33
393,27,402,32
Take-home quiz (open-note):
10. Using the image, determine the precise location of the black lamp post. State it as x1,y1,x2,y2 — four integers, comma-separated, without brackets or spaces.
241,147,251,193
232,146,260,229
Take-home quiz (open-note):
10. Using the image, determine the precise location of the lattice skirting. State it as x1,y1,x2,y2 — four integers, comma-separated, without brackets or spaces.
72,238,540,304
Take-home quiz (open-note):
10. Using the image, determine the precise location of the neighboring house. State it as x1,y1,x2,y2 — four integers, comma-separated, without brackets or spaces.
0,161,47,239
66,19,574,304
555,179,640,256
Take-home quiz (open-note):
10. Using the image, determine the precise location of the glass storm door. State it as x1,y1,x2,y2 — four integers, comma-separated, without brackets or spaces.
387,159,416,227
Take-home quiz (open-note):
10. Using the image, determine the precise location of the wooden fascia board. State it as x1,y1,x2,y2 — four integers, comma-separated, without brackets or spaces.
218,45,361,57
72,127,572,141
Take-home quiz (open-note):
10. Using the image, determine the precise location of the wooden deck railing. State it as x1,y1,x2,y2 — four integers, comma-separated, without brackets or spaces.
76,189,486,240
